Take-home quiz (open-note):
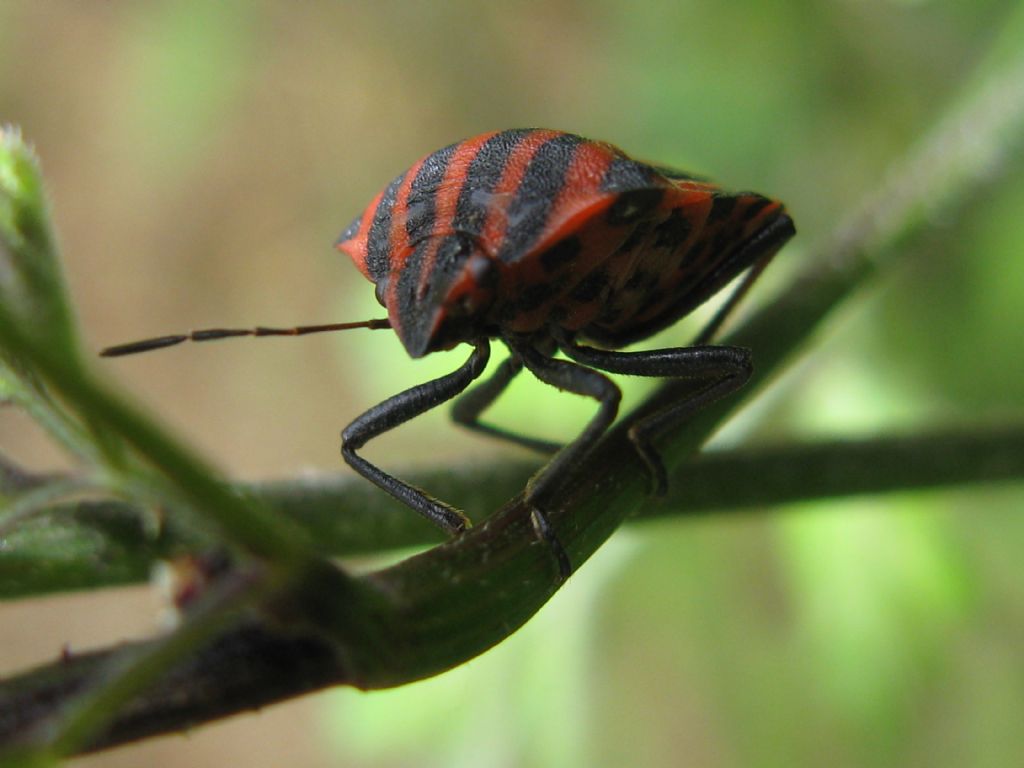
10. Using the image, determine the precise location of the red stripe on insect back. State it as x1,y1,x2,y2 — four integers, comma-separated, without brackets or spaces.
479,129,562,257
415,131,499,296
386,157,427,271
504,144,626,333
378,159,427,346
345,190,383,280
742,197,785,233
532,140,618,254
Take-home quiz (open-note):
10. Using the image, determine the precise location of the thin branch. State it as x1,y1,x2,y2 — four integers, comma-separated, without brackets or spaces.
1,27,1023,758
3,423,1021,753
4,424,1024,599
0,624,346,756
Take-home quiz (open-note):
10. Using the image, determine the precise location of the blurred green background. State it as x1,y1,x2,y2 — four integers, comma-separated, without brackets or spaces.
1,1,1023,766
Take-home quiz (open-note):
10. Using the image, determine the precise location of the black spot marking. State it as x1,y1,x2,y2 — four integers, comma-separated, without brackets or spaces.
539,236,582,273
570,270,609,303
653,208,692,249
514,281,559,313
707,195,738,223
618,222,651,254
679,239,713,271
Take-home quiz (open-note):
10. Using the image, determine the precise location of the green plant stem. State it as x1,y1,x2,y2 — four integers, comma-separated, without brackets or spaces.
45,564,266,756
4,425,1023,599
0,623,346,756
3,425,1020,752
1,19,1023,757
0,476,98,535
641,36,1024,467
0,310,314,569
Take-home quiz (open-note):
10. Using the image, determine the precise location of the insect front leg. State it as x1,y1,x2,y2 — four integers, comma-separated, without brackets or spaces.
341,340,490,534
559,338,752,495
451,353,561,455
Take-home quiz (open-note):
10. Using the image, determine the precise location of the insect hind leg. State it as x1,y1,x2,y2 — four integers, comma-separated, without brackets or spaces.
559,338,752,495
692,213,793,345
451,354,561,455
510,340,625,582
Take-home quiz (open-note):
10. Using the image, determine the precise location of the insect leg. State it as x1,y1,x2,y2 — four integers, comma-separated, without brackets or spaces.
341,340,490,534
512,341,622,506
559,339,752,495
451,354,561,455
692,226,787,345
509,341,623,581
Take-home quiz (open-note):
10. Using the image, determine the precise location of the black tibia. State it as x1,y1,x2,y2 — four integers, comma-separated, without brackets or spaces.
511,340,623,507
558,337,752,495
692,247,778,345
508,339,623,582
451,354,561,455
341,340,491,534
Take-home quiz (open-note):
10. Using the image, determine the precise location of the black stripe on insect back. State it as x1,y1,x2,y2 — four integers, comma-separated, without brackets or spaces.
570,269,609,303
336,213,362,246
405,142,459,246
739,195,772,222
392,236,434,352
600,156,664,226
365,172,407,283
451,129,531,237
600,154,660,192
652,208,692,249
497,132,585,263
707,194,738,223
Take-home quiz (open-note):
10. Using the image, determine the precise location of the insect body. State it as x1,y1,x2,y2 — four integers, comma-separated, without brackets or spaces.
103,129,795,577
334,129,794,538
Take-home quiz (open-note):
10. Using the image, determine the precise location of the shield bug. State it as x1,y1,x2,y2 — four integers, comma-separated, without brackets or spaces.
103,129,795,577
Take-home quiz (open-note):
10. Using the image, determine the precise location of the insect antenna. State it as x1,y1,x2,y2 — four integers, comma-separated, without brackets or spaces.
100,319,391,357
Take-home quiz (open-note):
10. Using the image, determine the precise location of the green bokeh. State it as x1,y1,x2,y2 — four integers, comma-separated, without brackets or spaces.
1,1,1022,766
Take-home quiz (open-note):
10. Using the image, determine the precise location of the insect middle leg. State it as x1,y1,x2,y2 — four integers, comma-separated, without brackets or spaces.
509,341,623,507
341,340,490,534
558,337,752,495
504,339,625,581
451,354,561,455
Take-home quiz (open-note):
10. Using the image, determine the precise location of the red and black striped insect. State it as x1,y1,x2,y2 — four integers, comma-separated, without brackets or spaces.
103,129,795,576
